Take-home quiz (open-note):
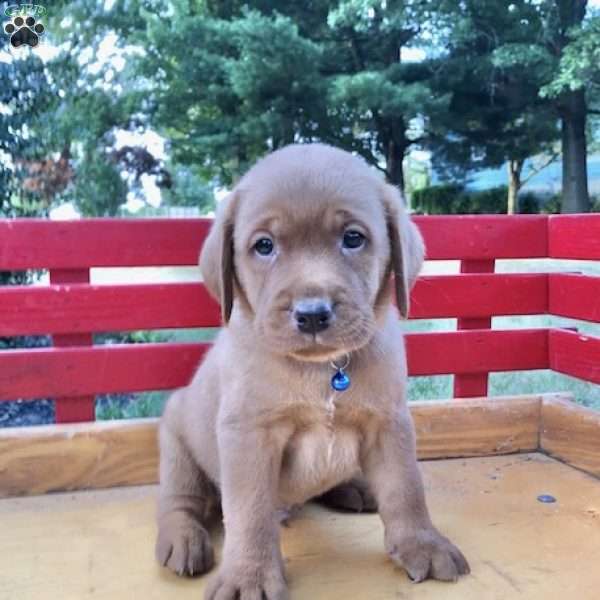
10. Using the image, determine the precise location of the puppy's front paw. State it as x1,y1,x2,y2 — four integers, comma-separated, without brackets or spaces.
156,510,214,576
386,528,470,583
205,560,288,600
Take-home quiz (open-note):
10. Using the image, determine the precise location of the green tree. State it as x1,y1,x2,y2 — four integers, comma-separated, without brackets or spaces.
161,164,215,212
540,7,600,211
489,0,600,212
0,53,54,217
6,0,598,213
0,53,51,288
132,1,447,190
323,0,448,189
427,1,561,213
137,5,326,186
1,1,175,216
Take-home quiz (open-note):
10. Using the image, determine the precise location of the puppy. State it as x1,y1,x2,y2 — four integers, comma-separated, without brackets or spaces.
155,144,470,599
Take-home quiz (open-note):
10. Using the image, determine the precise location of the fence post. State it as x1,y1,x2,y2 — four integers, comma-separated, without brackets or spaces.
49,268,95,423
453,259,496,398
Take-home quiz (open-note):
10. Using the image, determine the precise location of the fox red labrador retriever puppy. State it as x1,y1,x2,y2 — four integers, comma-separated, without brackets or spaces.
156,144,470,599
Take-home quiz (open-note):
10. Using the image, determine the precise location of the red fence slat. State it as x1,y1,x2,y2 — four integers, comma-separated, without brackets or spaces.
0,216,549,271
413,215,548,260
0,275,549,338
0,343,210,400
453,259,496,397
0,283,221,336
548,329,600,384
549,273,600,323
548,214,600,260
49,269,95,423
407,329,549,376
0,219,212,269
410,273,548,319
0,330,551,401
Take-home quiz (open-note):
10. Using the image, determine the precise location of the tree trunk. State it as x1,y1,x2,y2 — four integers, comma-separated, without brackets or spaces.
386,140,406,192
507,159,524,215
560,88,590,213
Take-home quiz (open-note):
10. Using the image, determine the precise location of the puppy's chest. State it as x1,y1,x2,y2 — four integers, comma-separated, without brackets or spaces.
278,405,362,504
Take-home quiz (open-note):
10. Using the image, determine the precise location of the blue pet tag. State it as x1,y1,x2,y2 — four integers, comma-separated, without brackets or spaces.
330,354,351,391
331,369,350,391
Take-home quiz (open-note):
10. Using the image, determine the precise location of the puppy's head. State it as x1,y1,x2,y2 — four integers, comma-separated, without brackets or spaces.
200,144,424,362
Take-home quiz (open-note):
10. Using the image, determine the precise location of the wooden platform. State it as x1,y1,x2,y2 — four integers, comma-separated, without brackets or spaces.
1,453,599,600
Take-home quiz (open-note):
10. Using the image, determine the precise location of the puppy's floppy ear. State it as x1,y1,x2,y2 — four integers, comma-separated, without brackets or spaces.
199,192,239,324
381,184,425,319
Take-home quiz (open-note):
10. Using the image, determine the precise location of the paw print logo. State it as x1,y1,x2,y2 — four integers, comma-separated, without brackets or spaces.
4,16,45,48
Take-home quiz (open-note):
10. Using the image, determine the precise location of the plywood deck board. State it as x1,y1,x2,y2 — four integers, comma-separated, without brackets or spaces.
1,454,599,600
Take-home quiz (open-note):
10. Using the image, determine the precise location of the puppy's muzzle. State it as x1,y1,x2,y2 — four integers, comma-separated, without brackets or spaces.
293,298,333,334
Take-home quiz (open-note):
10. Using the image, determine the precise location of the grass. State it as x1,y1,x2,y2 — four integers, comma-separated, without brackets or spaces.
91,259,599,420
96,391,169,420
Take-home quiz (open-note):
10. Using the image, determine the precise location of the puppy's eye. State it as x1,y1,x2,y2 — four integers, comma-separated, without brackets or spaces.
254,237,274,256
342,230,366,249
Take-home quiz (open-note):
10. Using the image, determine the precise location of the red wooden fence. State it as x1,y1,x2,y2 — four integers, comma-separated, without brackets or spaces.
1,214,598,423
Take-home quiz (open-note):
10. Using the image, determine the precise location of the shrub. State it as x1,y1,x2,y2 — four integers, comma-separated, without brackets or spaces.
465,186,508,214
411,184,507,214
538,194,600,214
517,192,540,214
540,193,562,214
411,184,464,214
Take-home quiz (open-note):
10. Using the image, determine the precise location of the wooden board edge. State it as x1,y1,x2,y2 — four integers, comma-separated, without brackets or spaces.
540,393,600,478
0,395,547,498
0,418,159,498
411,394,542,460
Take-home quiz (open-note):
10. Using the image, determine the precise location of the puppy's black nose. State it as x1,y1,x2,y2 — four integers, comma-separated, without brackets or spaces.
294,299,333,334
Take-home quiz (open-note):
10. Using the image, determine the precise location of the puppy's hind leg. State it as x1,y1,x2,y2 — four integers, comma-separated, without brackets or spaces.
156,395,219,577
315,477,378,513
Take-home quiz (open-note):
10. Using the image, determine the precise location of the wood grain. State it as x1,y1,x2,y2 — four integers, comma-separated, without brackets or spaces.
412,395,541,459
0,419,158,497
3,454,600,600
541,394,600,478
0,395,547,497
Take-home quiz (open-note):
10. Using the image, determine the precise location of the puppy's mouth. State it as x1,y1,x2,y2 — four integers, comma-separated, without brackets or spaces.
287,330,368,363
289,342,343,363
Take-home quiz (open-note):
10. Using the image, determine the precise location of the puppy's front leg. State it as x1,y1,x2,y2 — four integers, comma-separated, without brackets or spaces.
363,410,470,583
205,423,289,600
